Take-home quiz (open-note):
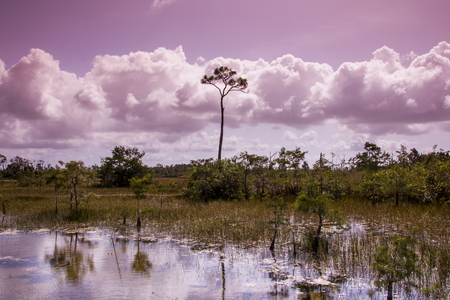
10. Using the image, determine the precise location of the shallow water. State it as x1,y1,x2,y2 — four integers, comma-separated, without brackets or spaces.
0,227,420,299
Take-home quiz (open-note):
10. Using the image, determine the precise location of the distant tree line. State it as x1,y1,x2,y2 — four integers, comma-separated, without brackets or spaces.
151,163,190,178
0,146,188,189
2,142,450,206
183,142,450,205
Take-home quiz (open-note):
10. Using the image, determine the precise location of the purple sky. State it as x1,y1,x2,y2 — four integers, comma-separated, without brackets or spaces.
1,0,450,167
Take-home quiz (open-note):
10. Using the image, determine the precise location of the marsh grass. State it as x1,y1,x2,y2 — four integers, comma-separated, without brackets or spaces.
0,184,297,247
320,199,450,298
2,183,450,297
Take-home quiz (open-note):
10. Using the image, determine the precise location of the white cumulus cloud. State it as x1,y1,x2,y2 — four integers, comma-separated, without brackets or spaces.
283,131,298,140
2,42,450,160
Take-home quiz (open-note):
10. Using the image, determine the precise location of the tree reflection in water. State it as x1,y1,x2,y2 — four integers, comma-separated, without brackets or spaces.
131,233,152,277
45,232,95,286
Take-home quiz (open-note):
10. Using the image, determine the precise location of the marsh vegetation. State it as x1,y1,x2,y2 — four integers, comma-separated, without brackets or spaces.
2,142,450,298
1,183,450,298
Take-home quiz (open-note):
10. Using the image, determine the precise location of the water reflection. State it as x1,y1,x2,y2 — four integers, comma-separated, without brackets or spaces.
110,237,123,281
44,232,95,286
131,250,151,275
131,234,152,276
0,226,444,299
219,247,225,300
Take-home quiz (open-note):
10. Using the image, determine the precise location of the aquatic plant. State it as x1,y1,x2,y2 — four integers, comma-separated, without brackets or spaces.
267,197,288,251
371,235,420,300
294,192,344,252
129,176,152,227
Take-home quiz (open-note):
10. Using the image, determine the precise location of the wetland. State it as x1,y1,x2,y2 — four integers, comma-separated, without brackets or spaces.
2,144,450,299
1,184,450,299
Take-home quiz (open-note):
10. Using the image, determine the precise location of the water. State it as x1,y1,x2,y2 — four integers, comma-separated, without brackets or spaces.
0,227,425,299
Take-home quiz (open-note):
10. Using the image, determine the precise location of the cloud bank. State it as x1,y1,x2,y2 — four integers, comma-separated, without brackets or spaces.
1,42,450,158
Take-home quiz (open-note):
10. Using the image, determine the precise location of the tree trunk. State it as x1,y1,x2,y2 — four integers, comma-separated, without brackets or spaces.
69,190,73,210
319,153,323,194
313,214,323,252
137,198,141,227
316,214,323,237
221,254,226,300
387,280,393,300
270,229,277,251
270,226,277,251
218,96,225,160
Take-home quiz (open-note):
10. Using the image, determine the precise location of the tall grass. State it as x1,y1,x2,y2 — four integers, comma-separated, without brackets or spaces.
0,184,295,247
2,183,450,297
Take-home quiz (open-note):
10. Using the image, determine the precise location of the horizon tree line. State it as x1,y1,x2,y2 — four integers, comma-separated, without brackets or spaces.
1,142,450,205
